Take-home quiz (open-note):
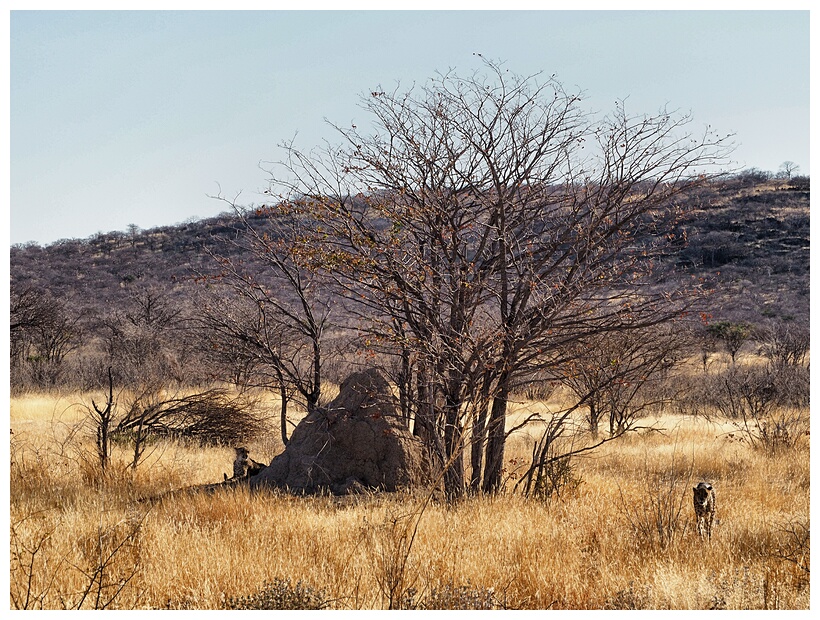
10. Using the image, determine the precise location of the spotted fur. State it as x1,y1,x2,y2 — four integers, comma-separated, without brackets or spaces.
693,481,716,539
233,447,266,479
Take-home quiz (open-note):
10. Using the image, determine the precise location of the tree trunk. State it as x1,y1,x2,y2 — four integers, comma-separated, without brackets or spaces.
273,365,290,446
469,370,492,493
588,401,599,439
413,361,430,439
397,344,412,428
94,367,115,474
443,373,466,500
279,382,289,446
482,375,509,494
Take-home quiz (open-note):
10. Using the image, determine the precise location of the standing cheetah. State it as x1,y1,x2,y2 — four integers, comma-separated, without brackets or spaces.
233,447,267,479
693,481,716,539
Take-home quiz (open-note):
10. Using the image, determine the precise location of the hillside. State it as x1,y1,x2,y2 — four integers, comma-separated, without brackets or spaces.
672,174,809,322
10,174,810,325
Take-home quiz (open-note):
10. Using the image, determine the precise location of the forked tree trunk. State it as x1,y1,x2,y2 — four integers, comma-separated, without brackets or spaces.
92,367,115,474
588,401,600,440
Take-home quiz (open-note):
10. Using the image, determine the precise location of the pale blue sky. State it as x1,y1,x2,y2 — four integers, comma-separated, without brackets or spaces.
9,10,811,246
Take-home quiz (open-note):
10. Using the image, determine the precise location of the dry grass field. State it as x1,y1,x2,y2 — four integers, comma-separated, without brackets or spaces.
9,387,810,609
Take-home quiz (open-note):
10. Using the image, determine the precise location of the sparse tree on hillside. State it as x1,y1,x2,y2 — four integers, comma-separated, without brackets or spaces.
261,58,732,498
778,161,799,180
707,321,751,364
126,223,141,247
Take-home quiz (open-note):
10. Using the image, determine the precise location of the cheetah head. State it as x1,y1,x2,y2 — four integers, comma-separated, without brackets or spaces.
234,447,249,458
693,482,713,506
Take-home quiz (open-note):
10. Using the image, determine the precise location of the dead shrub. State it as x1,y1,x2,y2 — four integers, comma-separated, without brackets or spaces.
517,414,584,502
770,518,810,579
604,581,653,610
224,578,330,610
706,364,808,454
361,511,421,609
616,451,694,551
417,581,500,609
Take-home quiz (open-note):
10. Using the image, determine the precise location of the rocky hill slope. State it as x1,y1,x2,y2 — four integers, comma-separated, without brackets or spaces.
11,175,809,326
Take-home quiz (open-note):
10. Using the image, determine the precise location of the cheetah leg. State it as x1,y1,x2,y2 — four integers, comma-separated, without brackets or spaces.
697,516,707,540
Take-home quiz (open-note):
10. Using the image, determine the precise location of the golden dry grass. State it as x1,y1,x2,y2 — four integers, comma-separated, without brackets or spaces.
10,391,810,609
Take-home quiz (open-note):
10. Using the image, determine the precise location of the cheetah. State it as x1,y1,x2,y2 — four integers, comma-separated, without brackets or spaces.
232,447,267,479
693,481,716,539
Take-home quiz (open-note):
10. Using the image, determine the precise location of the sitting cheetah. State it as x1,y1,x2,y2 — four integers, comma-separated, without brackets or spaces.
693,481,716,539
233,447,267,479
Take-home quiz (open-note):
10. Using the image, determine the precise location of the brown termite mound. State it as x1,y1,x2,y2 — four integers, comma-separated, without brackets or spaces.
251,368,428,495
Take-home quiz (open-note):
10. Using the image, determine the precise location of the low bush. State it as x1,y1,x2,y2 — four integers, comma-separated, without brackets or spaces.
706,363,809,454
417,582,499,609
225,578,329,610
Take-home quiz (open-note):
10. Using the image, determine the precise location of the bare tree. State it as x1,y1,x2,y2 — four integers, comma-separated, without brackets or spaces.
693,319,721,372
90,367,115,474
10,284,52,334
558,324,686,439
778,161,799,180
10,285,83,389
100,288,190,390
256,58,732,498
759,320,809,367
10,285,51,386
197,200,332,446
